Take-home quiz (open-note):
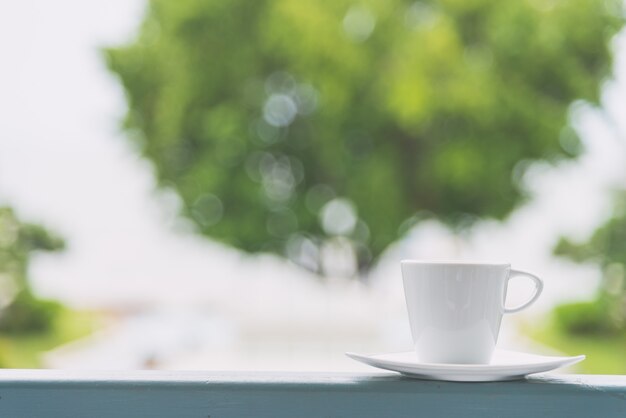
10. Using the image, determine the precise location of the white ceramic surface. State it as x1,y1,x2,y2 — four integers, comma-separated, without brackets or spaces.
345,349,585,382
401,261,543,364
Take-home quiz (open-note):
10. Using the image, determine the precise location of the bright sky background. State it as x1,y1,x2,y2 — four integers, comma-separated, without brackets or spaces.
0,0,625,345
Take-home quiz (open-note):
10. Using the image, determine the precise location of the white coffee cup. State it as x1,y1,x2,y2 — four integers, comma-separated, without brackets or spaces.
400,261,543,364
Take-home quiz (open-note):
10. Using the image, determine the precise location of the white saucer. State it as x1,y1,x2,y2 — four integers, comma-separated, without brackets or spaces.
345,349,585,382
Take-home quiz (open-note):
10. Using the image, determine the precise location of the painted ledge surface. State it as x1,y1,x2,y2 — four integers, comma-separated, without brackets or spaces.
0,370,624,418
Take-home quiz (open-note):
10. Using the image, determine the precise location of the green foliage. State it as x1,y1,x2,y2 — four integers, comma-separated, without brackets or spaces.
553,297,620,336
0,207,64,334
555,201,626,264
525,318,626,374
554,196,626,335
106,0,623,274
0,291,62,335
0,307,100,368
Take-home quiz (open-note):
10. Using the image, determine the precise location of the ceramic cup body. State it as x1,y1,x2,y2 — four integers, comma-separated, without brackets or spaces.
401,261,543,364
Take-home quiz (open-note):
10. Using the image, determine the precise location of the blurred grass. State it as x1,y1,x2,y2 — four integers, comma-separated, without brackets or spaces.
0,308,100,368
526,319,626,374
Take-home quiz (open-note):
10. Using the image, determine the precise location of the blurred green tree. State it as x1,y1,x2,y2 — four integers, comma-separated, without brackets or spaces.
106,0,623,275
0,207,63,334
553,196,626,335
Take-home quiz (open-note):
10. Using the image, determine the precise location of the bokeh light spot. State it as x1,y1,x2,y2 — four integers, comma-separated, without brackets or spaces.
404,2,437,30
260,153,296,201
320,198,357,236
265,71,297,95
294,83,319,115
286,234,319,273
263,94,298,127
342,5,376,42
253,118,281,144
191,193,224,227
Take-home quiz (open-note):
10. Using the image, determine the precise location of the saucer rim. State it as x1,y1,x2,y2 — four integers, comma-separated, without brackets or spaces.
400,260,510,267
345,349,585,373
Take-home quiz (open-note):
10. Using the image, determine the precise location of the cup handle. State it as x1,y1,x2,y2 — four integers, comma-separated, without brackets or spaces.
503,269,544,314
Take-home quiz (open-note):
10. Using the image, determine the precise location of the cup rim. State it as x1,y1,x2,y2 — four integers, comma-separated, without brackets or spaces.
400,260,510,267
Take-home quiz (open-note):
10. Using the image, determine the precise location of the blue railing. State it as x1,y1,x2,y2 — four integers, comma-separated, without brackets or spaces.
0,370,624,417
